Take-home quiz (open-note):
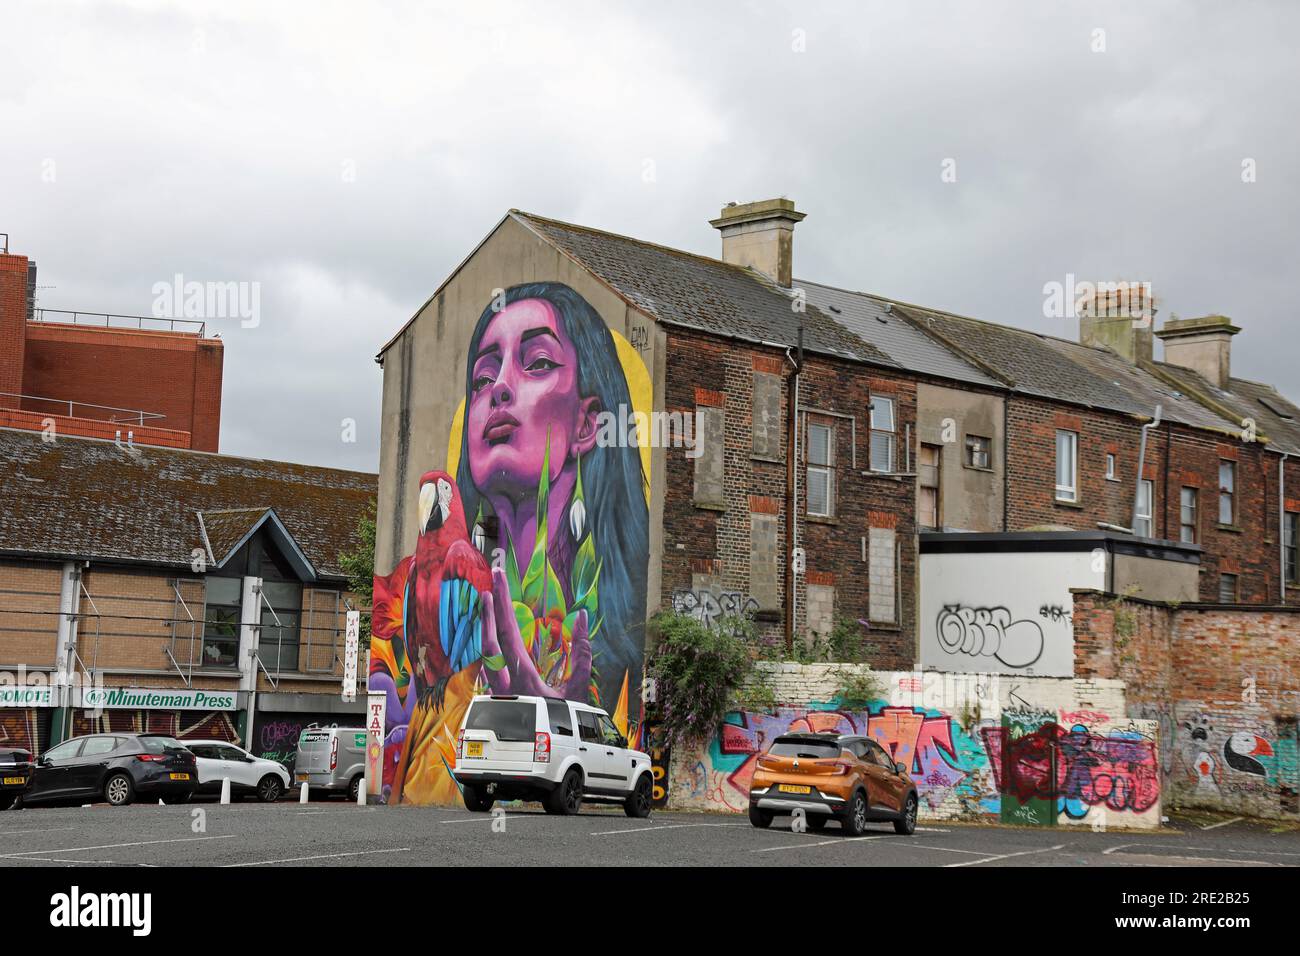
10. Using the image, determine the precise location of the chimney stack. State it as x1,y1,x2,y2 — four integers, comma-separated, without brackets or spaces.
1078,282,1156,364
710,198,805,287
1156,314,1240,390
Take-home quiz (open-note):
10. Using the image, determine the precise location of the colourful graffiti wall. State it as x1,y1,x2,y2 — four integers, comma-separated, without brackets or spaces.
371,282,652,804
668,671,1162,828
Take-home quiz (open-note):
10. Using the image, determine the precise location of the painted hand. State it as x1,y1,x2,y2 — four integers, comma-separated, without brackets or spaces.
480,566,592,699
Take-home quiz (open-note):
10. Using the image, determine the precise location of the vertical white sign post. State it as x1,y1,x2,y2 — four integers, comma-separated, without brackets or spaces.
342,610,360,703
366,692,386,799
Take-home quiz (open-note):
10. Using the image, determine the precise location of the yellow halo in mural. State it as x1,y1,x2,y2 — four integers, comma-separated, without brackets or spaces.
446,328,653,503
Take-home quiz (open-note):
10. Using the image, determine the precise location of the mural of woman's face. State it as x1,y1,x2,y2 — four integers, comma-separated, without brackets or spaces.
467,298,599,500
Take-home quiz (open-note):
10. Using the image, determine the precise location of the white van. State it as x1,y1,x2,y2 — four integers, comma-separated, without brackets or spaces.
292,725,366,800
453,695,654,818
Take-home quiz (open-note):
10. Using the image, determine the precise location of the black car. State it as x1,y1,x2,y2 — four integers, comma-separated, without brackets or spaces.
20,733,198,808
0,745,35,810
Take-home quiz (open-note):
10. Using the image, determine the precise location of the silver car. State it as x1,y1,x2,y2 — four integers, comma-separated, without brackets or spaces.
293,726,366,800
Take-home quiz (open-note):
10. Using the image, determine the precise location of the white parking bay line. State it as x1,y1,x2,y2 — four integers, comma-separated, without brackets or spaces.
226,847,410,867
752,835,893,853
1200,817,1244,830
944,844,1066,867
3,835,236,857
0,826,78,836
592,822,749,836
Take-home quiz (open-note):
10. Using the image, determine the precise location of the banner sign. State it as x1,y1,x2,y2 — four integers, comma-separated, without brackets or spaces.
342,610,360,702
366,692,386,797
80,687,238,711
0,685,55,708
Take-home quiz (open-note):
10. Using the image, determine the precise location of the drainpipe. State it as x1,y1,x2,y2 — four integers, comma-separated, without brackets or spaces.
782,329,803,655
1282,453,1290,604
1132,405,1162,536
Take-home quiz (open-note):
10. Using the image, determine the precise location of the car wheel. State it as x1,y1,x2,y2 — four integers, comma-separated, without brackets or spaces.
748,804,773,828
257,774,284,803
104,772,134,807
623,774,653,819
547,768,583,816
347,775,362,802
807,814,828,831
841,789,868,836
462,783,494,812
894,793,918,835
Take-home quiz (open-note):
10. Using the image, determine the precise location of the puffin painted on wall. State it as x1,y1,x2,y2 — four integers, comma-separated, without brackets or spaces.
1222,731,1274,776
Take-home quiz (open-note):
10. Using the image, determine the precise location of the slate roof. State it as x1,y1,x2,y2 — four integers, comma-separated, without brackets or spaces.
891,305,1239,432
512,211,895,366
796,280,1001,388
0,428,376,581
1151,364,1300,455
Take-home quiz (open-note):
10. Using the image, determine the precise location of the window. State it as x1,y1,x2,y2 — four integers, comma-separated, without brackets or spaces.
577,710,602,744
1286,512,1298,585
1219,460,1236,525
546,699,573,736
868,741,896,769
965,435,991,470
1055,430,1078,502
1180,487,1199,544
1135,479,1154,537
806,422,834,517
465,699,537,742
769,737,841,759
259,580,302,672
42,739,84,761
869,396,896,472
1106,454,1119,481
1218,573,1238,603
919,443,941,529
80,737,118,757
202,577,242,668
596,713,623,746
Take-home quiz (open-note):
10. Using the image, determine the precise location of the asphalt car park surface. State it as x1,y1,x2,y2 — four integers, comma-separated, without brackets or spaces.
2,802,1299,867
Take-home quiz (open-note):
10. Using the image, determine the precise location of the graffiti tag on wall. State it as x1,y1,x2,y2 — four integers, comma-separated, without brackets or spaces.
670,588,759,628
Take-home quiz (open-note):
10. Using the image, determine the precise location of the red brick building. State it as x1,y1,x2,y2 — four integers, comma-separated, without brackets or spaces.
0,240,223,452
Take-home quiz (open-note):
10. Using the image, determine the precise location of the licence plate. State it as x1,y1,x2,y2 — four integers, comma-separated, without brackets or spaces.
296,773,309,782
2,776,25,785
169,773,190,781
465,741,483,758
778,784,811,794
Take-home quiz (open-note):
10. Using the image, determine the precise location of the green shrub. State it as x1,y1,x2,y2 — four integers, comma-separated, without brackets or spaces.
647,611,769,747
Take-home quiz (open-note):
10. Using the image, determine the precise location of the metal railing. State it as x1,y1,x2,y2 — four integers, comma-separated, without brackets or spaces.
0,391,167,427
32,308,207,338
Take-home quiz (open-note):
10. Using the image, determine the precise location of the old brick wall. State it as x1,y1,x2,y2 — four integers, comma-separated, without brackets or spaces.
21,323,224,452
1006,396,1276,603
0,560,63,669
1074,589,1300,818
660,328,918,668
0,252,29,408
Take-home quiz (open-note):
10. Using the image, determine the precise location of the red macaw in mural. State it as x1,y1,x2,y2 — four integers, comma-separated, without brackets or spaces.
406,470,493,712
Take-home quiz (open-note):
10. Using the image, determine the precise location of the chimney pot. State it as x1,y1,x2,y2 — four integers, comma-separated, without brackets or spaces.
709,198,805,287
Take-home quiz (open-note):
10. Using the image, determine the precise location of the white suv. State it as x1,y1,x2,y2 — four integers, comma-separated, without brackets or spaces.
453,695,654,818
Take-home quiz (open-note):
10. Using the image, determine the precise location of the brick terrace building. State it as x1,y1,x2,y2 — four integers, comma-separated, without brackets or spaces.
0,238,223,452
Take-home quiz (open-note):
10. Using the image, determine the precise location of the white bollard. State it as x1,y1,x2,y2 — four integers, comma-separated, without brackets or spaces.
356,782,366,806
158,798,164,806
220,777,231,805
299,781,309,804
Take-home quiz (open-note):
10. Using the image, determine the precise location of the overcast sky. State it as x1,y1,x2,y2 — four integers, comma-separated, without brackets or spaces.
4,0,1297,472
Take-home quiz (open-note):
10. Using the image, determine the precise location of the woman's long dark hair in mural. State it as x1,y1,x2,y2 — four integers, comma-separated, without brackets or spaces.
457,281,649,707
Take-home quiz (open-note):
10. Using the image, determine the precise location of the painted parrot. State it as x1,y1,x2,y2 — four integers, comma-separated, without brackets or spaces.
404,470,492,713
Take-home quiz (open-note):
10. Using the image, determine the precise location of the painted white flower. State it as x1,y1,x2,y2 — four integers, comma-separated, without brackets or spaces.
472,523,486,553
569,498,586,541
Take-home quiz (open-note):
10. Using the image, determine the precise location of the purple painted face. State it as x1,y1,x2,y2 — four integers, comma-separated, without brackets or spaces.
466,298,596,499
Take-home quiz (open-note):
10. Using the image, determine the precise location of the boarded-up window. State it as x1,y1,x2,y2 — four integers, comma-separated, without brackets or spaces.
868,527,896,624
693,405,725,506
752,371,782,459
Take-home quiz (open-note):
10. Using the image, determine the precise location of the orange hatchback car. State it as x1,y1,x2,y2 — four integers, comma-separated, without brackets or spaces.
748,732,918,836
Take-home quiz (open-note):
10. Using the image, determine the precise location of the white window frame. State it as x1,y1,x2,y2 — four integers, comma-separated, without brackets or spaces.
1135,479,1154,538
1055,430,1079,502
1180,487,1198,544
806,422,834,517
869,395,896,473
1219,460,1236,525
964,434,991,470
1105,453,1119,481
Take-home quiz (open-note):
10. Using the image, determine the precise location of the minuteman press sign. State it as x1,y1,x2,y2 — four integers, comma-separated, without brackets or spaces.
80,687,238,711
